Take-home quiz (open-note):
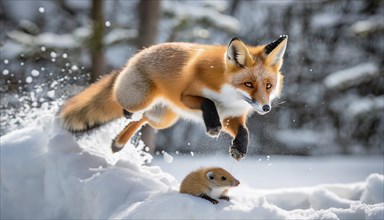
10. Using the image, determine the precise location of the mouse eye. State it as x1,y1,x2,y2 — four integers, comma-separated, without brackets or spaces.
206,171,215,180
221,176,227,181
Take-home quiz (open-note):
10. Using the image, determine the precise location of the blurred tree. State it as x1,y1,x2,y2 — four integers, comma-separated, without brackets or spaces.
90,0,105,82
228,0,240,16
57,0,76,16
137,0,160,48
136,0,161,153
1,0,382,155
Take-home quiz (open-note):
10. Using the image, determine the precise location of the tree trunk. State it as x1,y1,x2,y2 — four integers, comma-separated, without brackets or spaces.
137,0,160,49
136,0,161,153
228,0,240,16
90,0,105,82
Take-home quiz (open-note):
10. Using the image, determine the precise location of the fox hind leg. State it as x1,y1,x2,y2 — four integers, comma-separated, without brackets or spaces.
111,106,179,153
112,72,158,152
144,105,179,129
114,69,157,113
111,117,148,153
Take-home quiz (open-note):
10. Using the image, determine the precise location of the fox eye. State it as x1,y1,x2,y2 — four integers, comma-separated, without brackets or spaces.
266,83,272,90
221,176,227,181
244,82,254,88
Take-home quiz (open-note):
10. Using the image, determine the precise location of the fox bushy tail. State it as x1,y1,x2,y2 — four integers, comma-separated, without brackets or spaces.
59,71,124,132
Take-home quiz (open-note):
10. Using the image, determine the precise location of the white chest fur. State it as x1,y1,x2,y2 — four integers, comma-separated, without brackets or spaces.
145,84,252,122
207,186,228,199
203,84,251,119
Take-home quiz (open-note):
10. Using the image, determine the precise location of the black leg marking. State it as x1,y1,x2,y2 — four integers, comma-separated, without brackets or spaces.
201,194,219,204
123,109,132,119
201,98,222,137
230,126,248,160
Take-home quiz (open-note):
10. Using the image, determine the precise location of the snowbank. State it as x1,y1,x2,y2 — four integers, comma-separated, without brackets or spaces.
1,115,383,219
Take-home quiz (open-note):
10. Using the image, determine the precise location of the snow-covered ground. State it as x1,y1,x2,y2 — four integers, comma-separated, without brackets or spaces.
153,154,383,190
1,114,383,219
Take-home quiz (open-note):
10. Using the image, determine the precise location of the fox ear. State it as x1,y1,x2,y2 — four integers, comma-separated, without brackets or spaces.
226,37,252,67
264,35,288,70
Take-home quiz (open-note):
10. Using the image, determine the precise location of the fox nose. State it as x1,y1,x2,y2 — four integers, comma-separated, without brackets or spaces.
262,105,270,112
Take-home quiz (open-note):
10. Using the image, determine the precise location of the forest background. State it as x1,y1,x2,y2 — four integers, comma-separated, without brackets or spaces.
1,0,383,156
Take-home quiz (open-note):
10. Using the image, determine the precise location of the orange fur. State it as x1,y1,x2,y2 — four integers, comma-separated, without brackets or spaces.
222,116,247,137
59,71,123,131
58,36,288,154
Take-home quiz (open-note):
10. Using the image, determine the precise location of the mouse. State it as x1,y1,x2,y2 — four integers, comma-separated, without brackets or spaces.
179,167,240,204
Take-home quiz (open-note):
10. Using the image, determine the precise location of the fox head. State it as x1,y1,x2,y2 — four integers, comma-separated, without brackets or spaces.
225,36,288,115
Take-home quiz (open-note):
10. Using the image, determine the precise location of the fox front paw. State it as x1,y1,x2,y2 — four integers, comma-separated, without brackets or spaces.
206,125,222,137
229,146,246,161
230,126,248,161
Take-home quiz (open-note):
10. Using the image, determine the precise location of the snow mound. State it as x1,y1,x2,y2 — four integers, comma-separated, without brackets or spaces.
1,115,383,219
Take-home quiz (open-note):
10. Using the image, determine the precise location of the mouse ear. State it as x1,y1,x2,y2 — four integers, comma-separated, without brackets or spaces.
206,171,215,180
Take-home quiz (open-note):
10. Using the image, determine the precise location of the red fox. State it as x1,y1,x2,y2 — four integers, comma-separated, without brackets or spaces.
59,36,288,160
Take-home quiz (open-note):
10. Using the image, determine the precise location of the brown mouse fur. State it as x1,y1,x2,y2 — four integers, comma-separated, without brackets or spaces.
179,167,240,204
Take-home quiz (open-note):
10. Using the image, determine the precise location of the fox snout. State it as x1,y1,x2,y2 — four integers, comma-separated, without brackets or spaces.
252,102,271,115
242,96,271,115
262,104,271,113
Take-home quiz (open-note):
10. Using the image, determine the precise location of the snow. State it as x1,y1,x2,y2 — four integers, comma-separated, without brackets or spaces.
324,63,379,90
162,0,240,33
1,114,383,219
71,65,79,71
346,95,384,118
312,13,340,29
104,28,138,45
38,7,45,14
31,69,40,77
276,128,338,154
50,51,57,58
163,152,174,163
25,76,33,84
6,26,91,50
131,112,143,122
47,90,55,99
351,17,384,35
2,69,9,76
